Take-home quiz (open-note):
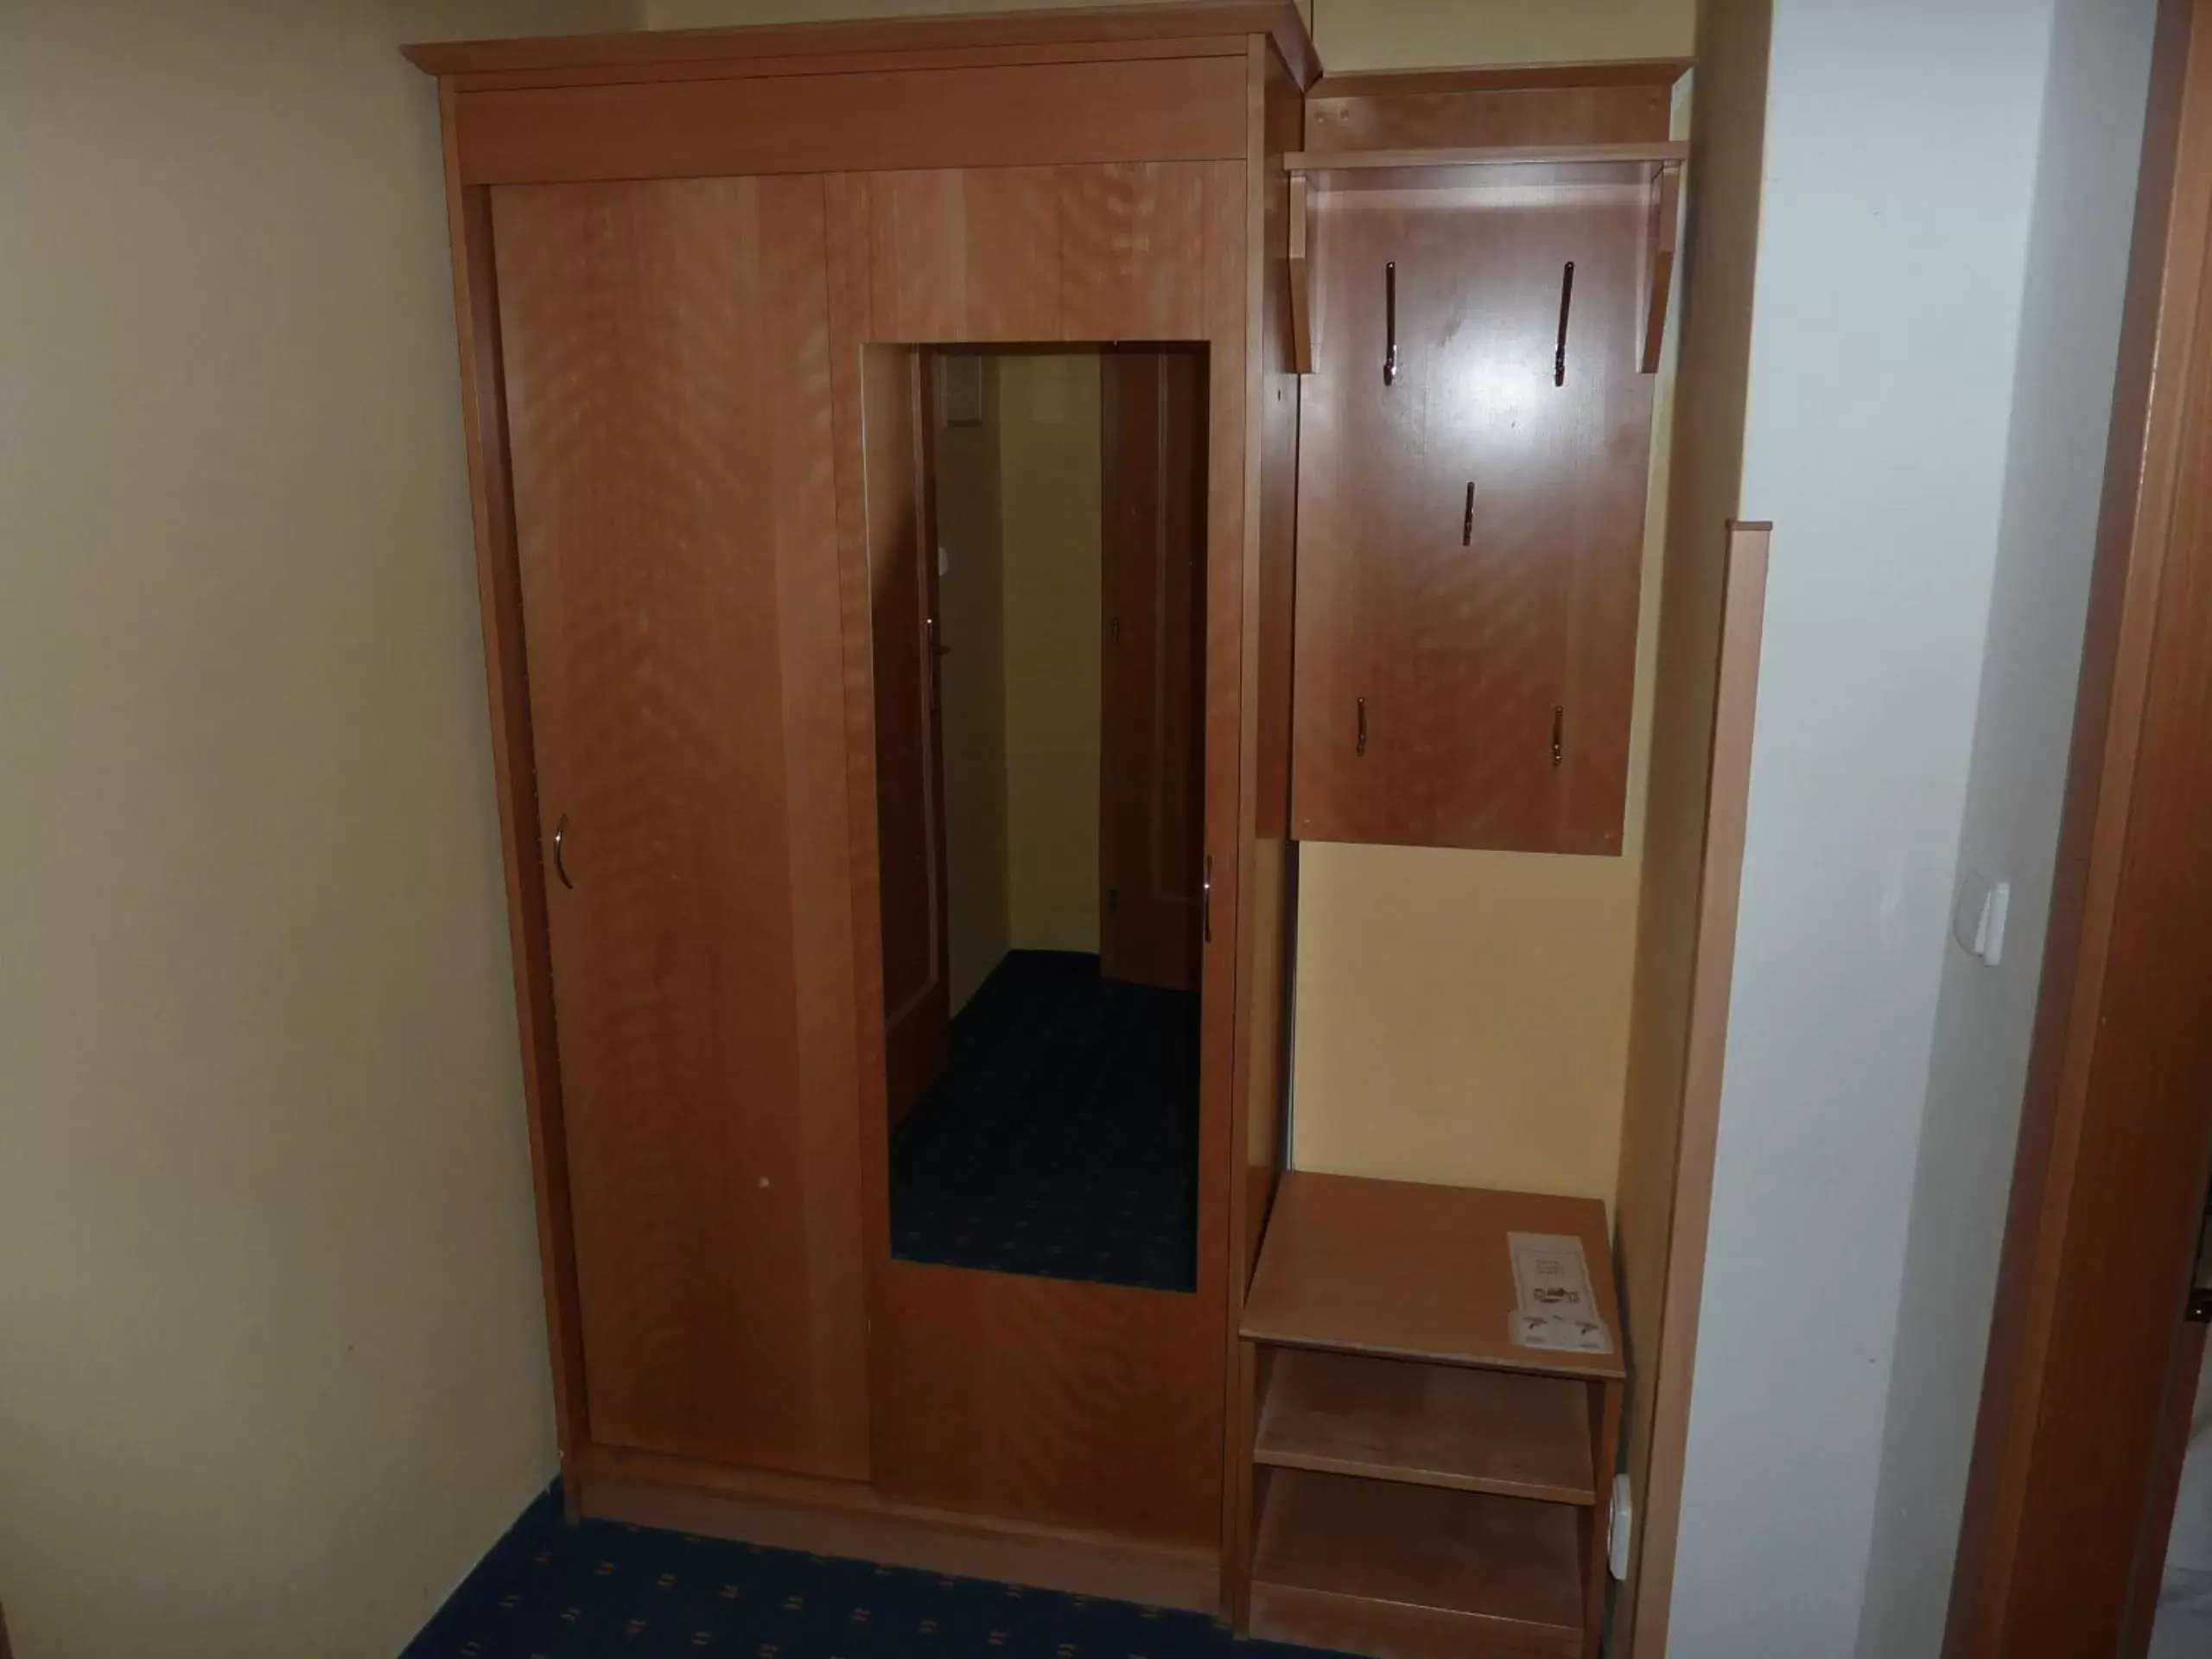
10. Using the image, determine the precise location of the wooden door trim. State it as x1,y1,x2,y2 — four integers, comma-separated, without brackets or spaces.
1946,2,2212,1651
1623,518,1771,1656
431,84,591,1470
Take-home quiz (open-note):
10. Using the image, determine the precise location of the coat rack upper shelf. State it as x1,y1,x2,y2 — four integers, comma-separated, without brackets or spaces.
1284,140,1685,375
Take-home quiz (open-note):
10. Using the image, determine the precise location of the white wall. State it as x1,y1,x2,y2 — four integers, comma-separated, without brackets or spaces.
1854,1,2158,1649
1669,0,2088,1652
0,3,632,1656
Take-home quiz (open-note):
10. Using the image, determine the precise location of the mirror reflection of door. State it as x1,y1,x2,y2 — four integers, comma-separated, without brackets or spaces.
866,348,950,1130
1100,348,1206,995
868,344,1208,1295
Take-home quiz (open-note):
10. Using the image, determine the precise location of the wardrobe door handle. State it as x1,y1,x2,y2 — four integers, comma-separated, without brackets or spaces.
1202,855,1213,945
553,813,574,890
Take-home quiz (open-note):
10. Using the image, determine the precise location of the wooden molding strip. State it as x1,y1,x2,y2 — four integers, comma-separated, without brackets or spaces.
575,1444,1221,1614
1643,162,1683,375
404,0,1314,84
452,54,1249,186
1309,60,1694,101
1287,173,1313,373
1628,518,1773,1658
1287,141,1688,175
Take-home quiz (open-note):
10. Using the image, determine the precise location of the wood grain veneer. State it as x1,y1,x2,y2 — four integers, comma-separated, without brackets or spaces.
495,175,868,1478
1250,1469,1583,1659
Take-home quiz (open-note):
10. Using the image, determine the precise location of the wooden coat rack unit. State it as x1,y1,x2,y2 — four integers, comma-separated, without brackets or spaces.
1286,116,1685,855
409,15,1702,1656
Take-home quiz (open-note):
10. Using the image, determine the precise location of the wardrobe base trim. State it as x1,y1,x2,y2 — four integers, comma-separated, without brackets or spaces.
572,1446,1223,1616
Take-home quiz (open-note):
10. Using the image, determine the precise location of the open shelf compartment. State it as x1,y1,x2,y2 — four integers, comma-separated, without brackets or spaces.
1256,1345,1598,1504
1250,1467,1584,1659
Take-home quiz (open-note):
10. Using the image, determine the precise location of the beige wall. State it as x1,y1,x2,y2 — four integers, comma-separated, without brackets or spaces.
932,358,1014,1012
0,3,638,1655
642,0,1696,63
1306,0,1693,71
999,353,1104,954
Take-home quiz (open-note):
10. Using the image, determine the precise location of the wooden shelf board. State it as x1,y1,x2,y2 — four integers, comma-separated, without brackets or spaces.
1288,141,1684,193
1250,1468,1582,1659
1255,1346,1597,1504
1240,1172,1624,1380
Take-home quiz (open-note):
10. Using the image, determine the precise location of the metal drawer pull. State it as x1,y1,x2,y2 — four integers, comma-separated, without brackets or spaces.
553,813,574,889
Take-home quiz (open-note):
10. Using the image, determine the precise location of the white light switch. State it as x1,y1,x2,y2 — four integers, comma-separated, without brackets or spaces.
1953,870,2012,967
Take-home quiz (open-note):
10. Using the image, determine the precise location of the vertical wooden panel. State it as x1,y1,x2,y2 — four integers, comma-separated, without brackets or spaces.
868,168,967,340
842,156,1244,1550
1615,524,1770,1655
1226,41,1306,1625
1292,178,1655,855
435,78,591,1471
1283,184,1397,844
1611,10,1771,1651
963,166,1065,338
822,163,900,1452
493,175,868,1479
1062,162,1211,340
867,166,1064,342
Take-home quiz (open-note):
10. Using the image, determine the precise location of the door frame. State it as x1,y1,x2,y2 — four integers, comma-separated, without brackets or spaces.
1947,2,2212,1649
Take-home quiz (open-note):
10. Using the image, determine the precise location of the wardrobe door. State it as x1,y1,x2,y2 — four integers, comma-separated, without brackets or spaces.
493,176,869,1478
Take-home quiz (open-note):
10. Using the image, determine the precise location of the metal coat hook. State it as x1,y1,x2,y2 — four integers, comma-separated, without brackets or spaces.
1384,262,1401,385
1554,261,1576,387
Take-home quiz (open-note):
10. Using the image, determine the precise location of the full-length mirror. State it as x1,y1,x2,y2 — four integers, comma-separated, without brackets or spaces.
868,345,1208,1294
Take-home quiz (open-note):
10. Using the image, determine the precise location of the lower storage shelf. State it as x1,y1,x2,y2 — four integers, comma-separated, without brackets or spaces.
1255,1345,1598,1503
1249,1467,1584,1659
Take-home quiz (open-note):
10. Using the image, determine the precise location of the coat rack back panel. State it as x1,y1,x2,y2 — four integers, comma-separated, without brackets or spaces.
1290,175,1654,854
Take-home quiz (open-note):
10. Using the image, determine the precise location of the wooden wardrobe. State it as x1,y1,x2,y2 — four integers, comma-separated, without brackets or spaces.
409,3,1309,1614
411,10,1740,1652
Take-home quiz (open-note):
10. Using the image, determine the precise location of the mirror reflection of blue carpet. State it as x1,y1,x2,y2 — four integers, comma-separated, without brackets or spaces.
890,950,1199,1293
402,1481,1341,1657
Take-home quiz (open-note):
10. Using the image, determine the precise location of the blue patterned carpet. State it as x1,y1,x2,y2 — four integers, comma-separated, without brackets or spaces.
403,1483,1332,1659
889,951,1199,1293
